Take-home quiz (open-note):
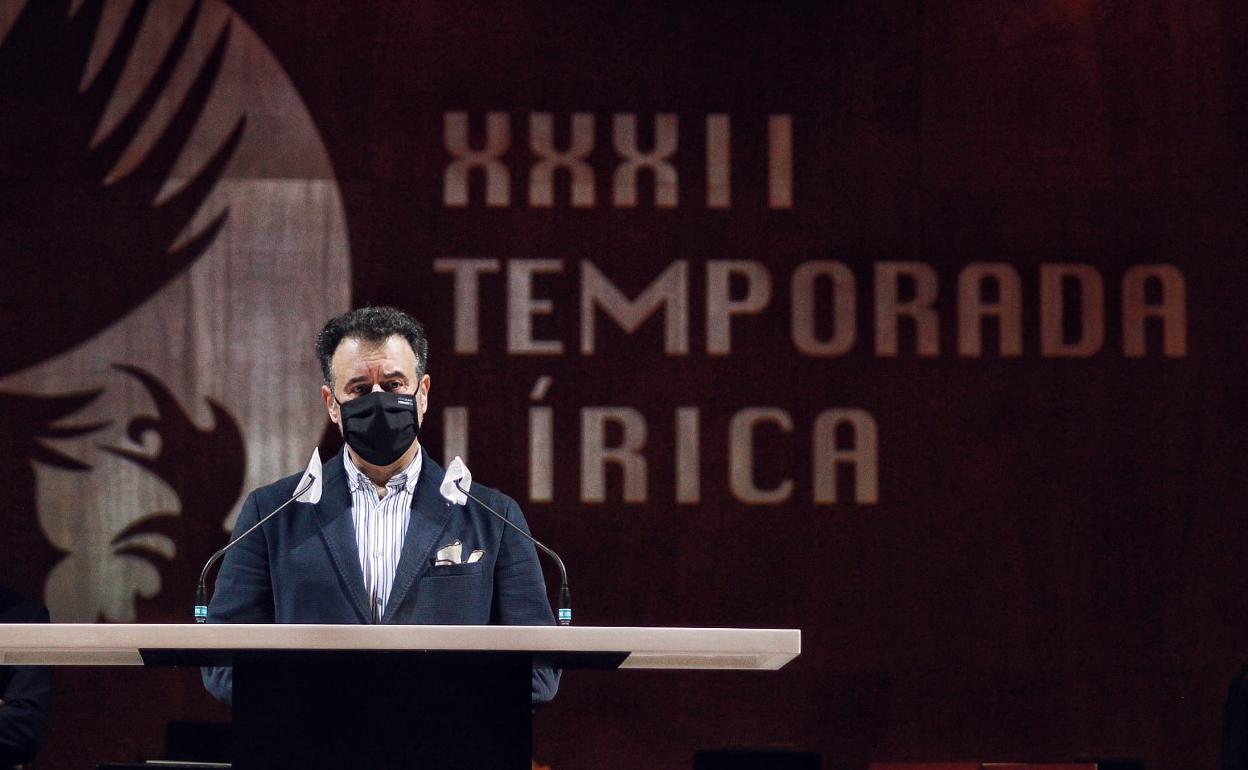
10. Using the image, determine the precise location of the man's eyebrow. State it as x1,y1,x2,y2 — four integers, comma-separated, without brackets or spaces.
343,371,407,387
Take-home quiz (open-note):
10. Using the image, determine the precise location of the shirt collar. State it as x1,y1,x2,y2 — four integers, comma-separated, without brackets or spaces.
342,446,422,495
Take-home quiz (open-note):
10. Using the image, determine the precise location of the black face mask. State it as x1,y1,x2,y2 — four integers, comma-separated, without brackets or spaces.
336,391,421,466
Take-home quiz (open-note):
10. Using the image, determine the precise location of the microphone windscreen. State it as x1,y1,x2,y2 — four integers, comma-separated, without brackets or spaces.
440,456,472,504
295,447,323,503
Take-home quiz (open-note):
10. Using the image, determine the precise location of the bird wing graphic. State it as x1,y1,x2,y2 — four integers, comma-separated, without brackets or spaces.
0,0,244,376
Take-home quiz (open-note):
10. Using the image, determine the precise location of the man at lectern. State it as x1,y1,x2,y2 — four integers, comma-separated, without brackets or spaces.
0,585,51,770
202,306,559,706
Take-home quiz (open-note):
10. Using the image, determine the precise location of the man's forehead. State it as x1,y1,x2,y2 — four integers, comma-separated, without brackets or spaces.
332,334,417,369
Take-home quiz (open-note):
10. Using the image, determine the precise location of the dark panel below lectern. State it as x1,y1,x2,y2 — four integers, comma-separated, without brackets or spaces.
232,651,532,770
695,748,821,769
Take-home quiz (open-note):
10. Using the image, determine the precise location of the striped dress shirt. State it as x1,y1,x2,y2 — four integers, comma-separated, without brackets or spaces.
343,449,421,623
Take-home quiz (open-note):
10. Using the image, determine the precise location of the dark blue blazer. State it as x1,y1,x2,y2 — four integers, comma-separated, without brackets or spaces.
0,586,51,769
202,450,559,706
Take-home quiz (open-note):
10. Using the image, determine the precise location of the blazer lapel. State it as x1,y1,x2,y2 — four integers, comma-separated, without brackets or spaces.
313,449,372,623
382,453,452,623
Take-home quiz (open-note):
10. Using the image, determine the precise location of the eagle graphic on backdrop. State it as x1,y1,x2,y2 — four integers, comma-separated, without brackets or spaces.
0,0,351,621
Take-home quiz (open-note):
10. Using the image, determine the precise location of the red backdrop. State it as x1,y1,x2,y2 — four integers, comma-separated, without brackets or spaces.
2,1,1246,769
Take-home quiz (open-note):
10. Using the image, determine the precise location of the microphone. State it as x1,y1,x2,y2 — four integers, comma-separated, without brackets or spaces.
439,457,571,626
194,448,323,622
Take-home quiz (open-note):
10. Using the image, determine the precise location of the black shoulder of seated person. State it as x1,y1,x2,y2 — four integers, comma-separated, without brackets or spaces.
0,585,46,622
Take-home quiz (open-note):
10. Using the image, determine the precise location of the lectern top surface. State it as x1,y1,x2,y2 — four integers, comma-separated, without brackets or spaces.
0,623,800,671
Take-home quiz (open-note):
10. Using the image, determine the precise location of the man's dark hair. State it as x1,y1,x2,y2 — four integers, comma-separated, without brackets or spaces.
315,306,429,385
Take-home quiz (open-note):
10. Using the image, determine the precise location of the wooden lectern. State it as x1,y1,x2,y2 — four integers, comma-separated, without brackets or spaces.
0,624,800,769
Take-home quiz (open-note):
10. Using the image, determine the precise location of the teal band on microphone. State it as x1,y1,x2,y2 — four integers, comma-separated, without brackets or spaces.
558,608,571,623
194,605,208,620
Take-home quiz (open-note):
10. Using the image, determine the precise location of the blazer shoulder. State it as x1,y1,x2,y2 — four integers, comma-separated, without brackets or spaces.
247,468,306,508
420,454,522,518
248,449,346,507
466,480,522,520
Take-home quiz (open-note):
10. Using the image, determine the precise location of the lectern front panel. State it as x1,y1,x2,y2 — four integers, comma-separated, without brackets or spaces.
232,651,532,770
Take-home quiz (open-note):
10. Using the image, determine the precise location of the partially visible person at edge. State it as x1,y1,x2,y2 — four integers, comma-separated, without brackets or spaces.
0,585,51,770
201,306,559,706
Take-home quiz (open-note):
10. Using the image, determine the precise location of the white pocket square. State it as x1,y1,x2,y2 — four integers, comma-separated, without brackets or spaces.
434,540,462,565
433,541,486,566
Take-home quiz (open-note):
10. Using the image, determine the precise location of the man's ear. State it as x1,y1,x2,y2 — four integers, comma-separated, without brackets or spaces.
321,384,339,425
416,375,430,417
